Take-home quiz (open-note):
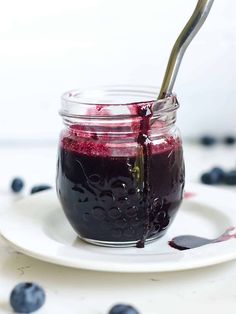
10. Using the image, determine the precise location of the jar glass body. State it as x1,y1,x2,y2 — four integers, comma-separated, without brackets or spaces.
56,86,185,247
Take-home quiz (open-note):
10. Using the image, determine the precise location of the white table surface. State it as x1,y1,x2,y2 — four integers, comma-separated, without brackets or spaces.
0,141,236,314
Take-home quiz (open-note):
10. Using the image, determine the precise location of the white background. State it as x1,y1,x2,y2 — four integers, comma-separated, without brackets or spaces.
0,0,235,141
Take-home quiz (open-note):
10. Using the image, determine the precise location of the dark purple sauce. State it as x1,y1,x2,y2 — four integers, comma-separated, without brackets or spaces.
169,227,236,250
136,104,153,247
56,102,185,246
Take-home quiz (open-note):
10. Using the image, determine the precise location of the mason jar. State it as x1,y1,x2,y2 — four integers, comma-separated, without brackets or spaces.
56,86,185,248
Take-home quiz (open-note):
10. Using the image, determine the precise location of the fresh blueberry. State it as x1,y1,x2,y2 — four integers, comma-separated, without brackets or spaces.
224,136,235,145
11,178,24,193
10,282,45,313
200,167,225,185
109,304,140,314
200,171,219,185
30,185,52,194
211,167,225,182
200,136,216,146
224,170,236,185
200,172,212,184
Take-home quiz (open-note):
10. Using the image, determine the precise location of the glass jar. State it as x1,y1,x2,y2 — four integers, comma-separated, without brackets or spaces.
56,86,185,248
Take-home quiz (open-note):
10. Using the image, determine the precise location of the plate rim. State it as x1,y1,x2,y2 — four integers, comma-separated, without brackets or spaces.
1,183,236,273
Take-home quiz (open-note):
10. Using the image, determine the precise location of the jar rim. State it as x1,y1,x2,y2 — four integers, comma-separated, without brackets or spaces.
60,85,179,118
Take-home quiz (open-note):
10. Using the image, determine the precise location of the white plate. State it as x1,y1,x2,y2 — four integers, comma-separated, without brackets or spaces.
0,183,236,273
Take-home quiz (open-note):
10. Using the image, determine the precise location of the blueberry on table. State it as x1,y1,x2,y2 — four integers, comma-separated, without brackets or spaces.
109,304,140,314
211,167,225,182
30,185,52,194
200,167,225,185
200,136,216,146
200,172,212,184
224,170,236,185
224,136,235,145
11,177,24,193
10,282,45,313
200,171,219,185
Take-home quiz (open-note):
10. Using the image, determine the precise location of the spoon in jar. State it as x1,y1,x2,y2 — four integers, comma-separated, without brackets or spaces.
157,0,214,100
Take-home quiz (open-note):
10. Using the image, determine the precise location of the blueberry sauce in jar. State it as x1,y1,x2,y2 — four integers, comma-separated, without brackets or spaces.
56,87,185,247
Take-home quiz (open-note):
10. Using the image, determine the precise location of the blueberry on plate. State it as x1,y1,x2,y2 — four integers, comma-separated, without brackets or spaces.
30,185,52,194
200,136,216,146
224,136,235,145
10,282,45,313
224,170,236,185
109,304,140,314
11,177,24,193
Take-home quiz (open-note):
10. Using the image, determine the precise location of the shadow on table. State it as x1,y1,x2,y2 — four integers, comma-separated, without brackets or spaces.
1,249,235,291
0,301,12,314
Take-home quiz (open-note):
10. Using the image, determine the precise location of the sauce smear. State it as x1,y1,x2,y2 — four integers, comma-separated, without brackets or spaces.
169,226,236,250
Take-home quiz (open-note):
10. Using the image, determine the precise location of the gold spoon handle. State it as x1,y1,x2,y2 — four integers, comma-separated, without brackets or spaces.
158,0,214,100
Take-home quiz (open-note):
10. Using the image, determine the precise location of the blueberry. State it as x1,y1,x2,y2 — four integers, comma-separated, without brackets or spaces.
200,172,218,185
10,282,45,313
211,167,225,182
109,304,140,314
224,136,235,145
200,136,216,146
201,172,212,185
224,170,236,185
30,185,52,194
11,178,24,193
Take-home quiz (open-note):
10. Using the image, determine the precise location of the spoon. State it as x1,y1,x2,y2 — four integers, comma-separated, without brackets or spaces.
158,0,214,100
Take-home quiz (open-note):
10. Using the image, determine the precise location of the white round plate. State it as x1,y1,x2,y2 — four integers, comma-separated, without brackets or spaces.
0,183,236,273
